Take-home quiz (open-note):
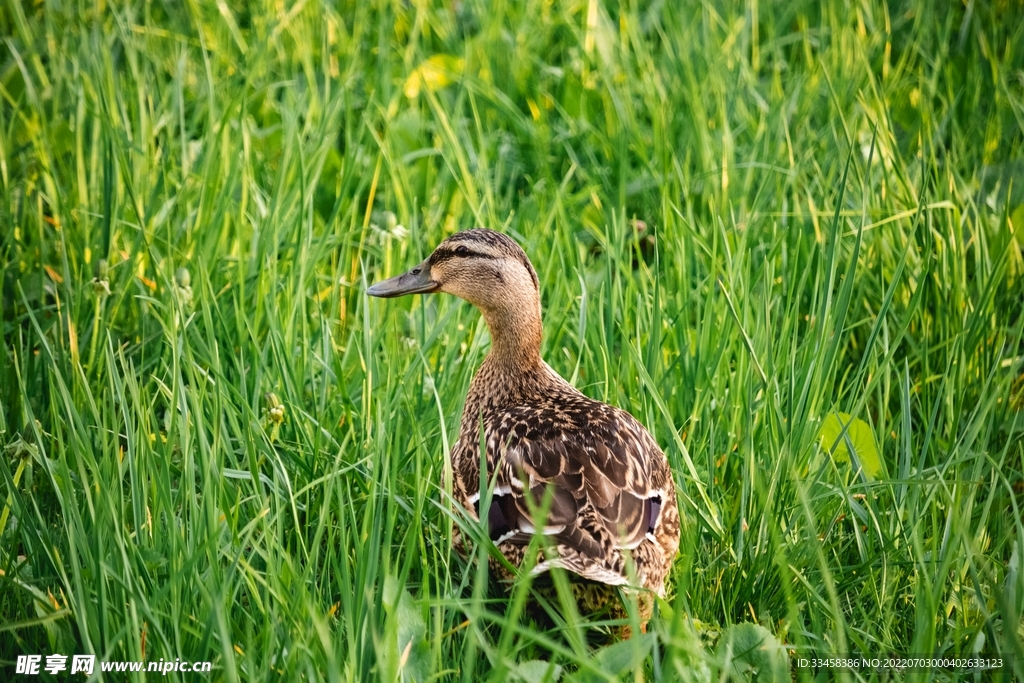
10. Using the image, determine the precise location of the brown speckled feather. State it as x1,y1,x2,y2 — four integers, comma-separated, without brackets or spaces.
453,356,680,594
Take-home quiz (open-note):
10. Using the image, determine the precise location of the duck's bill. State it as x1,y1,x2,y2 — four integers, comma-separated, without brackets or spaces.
366,261,438,298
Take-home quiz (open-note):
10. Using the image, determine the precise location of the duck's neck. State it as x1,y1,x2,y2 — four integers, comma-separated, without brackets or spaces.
479,298,543,373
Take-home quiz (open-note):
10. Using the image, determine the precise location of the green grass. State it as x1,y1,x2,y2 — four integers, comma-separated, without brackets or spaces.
2,0,1023,680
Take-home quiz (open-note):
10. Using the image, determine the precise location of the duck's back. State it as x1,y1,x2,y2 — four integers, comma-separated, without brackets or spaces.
452,360,680,594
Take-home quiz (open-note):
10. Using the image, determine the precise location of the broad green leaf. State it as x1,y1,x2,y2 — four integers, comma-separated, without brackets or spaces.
1010,204,1024,281
513,659,562,682
381,576,429,682
715,623,788,682
819,412,883,479
572,632,654,682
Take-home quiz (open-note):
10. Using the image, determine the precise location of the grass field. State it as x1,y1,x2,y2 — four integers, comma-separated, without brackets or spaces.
2,0,1023,680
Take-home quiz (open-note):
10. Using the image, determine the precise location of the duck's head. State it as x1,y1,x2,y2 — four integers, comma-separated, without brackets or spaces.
367,229,542,361
368,229,538,306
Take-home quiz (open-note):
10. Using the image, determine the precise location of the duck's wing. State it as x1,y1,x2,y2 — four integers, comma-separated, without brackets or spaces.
474,399,671,582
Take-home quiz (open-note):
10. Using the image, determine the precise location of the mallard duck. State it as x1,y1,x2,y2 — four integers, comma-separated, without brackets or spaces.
367,229,680,606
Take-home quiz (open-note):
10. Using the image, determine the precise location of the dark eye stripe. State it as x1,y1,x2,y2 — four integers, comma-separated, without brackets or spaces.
452,245,494,259
429,246,496,265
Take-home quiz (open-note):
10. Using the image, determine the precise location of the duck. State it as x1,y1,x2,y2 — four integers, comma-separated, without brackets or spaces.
367,228,680,614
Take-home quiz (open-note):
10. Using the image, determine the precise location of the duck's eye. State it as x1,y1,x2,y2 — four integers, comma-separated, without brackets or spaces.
455,245,471,257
